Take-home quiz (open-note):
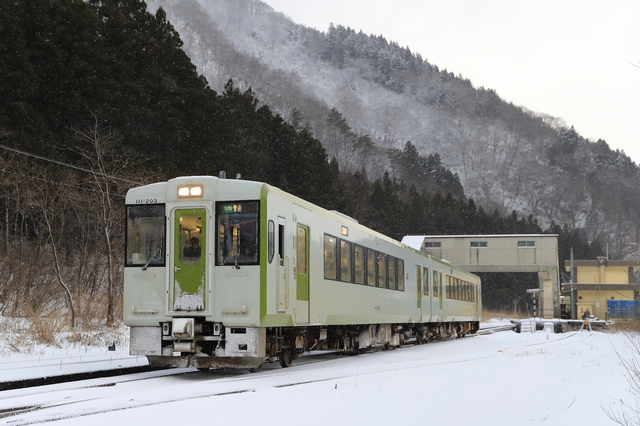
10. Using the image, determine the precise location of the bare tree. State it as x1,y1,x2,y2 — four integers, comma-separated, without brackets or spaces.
71,114,146,327
26,169,77,329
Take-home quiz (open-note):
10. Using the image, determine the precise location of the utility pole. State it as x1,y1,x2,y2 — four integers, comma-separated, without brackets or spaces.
570,247,576,320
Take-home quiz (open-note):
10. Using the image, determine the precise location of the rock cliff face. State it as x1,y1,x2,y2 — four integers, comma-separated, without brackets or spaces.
148,0,640,259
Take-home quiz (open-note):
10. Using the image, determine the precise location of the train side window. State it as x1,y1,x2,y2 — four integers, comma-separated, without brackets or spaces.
377,253,387,288
324,235,337,280
445,275,449,298
340,240,353,282
354,245,365,284
297,226,307,274
433,270,439,297
453,277,458,299
397,259,404,291
268,220,275,264
366,248,376,286
423,267,429,295
278,224,285,265
388,257,396,290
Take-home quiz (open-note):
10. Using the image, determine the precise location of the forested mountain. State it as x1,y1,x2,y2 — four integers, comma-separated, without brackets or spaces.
0,0,606,321
145,0,640,260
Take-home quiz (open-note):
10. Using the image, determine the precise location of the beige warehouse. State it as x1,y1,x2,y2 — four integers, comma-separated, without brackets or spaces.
402,234,560,318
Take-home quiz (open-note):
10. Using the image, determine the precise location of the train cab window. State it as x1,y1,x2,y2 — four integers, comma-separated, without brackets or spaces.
397,259,404,291
354,245,365,284
216,201,259,266
340,240,353,282
366,248,376,286
126,204,165,267
324,235,338,280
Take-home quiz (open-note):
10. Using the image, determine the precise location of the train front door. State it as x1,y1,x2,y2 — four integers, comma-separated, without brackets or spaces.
295,224,310,323
171,208,207,312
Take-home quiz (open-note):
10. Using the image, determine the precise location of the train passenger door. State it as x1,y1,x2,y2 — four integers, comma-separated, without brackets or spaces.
421,266,431,322
172,208,206,312
432,269,443,322
295,224,310,323
415,264,423,322
276,217,289,312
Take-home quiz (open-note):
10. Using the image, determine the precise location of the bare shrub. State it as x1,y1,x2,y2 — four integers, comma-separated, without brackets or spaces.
482,308,527,322
19,297,68,347
610,321,640,334
604,333,640,425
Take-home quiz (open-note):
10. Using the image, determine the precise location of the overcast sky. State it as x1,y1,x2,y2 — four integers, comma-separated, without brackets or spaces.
262,0,640,163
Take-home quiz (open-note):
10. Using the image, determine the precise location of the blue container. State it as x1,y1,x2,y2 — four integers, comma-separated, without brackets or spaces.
608,300,639,319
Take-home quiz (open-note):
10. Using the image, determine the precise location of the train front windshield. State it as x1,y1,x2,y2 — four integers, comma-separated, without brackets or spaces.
126,205,165,267
216,201,259,266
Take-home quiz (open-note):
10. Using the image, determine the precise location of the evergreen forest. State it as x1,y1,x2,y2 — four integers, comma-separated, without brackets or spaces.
0,0,604,331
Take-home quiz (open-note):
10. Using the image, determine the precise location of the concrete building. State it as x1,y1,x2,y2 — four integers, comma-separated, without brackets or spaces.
562,258,640,320
402,234,560,318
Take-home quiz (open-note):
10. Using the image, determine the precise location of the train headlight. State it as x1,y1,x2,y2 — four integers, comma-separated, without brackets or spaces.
178,185,203,198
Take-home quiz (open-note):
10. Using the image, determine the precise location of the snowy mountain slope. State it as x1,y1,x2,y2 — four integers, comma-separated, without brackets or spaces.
145,0,640,258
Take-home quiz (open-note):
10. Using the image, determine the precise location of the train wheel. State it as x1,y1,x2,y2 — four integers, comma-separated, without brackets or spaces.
279,349,294,368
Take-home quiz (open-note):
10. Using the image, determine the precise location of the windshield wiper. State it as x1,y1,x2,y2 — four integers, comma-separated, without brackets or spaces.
143,246,162,271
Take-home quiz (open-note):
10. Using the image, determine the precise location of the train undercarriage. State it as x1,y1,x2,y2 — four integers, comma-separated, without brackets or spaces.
138,319,480,371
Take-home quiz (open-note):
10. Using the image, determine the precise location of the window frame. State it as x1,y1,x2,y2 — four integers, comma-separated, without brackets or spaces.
125,204,166,268
518,240,536,248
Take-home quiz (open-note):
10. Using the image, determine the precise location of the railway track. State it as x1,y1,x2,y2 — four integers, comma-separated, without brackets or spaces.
0,326,521,424
475,323,515,335
0,324,514,395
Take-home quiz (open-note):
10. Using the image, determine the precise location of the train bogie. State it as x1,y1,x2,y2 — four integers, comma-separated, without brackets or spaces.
124,176,481,369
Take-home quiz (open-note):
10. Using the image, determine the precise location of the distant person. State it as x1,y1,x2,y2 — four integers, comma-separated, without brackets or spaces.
580,310,592,331
184,237,201,258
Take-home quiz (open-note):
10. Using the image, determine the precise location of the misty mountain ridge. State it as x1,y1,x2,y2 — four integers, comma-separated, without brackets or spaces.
147,0,640,259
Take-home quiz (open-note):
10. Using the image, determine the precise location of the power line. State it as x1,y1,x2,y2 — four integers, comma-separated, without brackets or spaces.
0,169,126,198
0,144,143,185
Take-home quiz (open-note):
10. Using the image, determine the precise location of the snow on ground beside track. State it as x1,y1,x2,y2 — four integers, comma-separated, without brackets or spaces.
0,325,148,381
0,322,638,425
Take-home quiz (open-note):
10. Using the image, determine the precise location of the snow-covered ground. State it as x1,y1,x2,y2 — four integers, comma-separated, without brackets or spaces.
0,320,637,425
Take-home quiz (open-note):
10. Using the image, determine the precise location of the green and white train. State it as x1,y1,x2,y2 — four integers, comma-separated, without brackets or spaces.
124,175,481,370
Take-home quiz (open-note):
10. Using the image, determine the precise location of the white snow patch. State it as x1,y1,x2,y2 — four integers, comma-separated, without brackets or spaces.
173,293,205,311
